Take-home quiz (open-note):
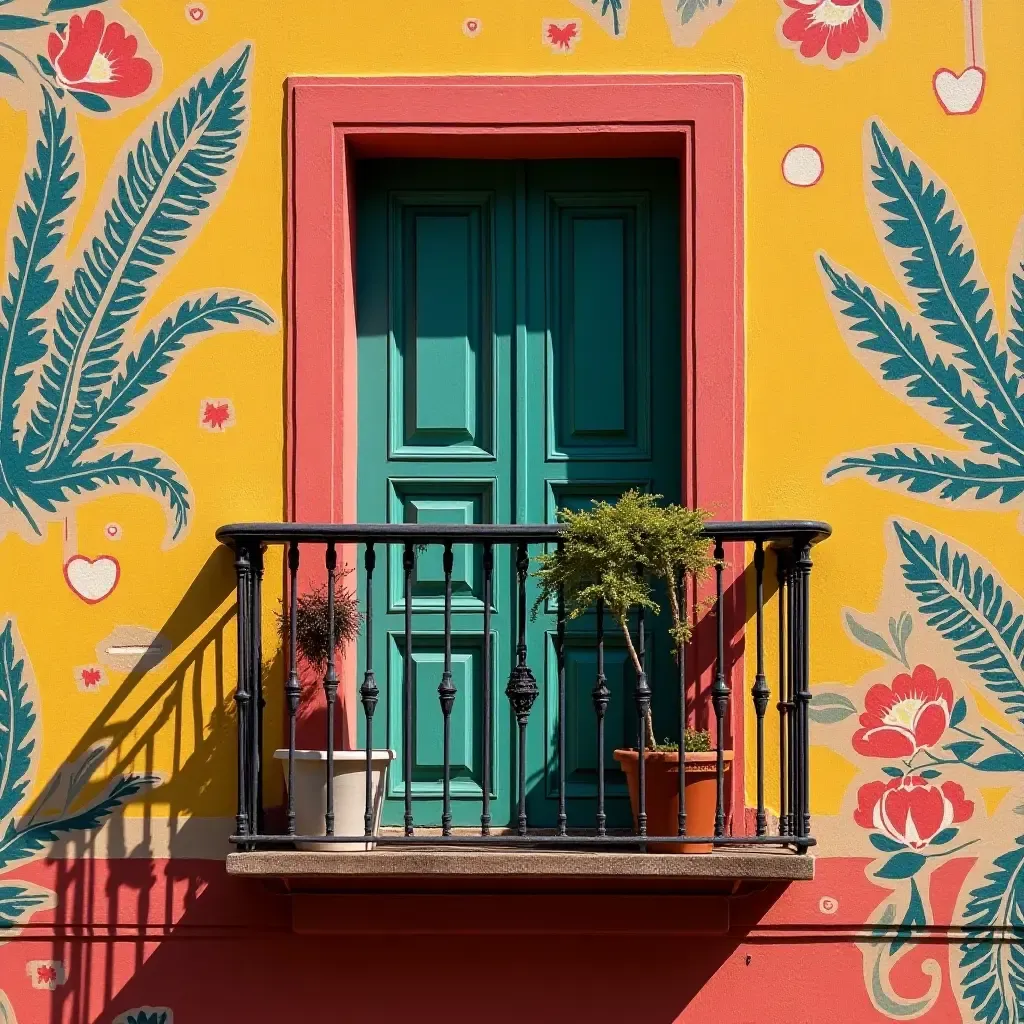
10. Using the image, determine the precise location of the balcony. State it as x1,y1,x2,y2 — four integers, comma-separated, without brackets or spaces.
217,520,830,898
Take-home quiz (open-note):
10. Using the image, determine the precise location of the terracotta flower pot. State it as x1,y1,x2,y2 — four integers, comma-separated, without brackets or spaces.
613,749,734,853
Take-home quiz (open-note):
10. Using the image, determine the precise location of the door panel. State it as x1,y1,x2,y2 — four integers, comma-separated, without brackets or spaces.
524,160,681,829
357,161,515,827
356,158,680,830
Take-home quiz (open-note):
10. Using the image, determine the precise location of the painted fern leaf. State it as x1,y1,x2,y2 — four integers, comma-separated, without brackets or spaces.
0,90,77,499
959,834,1024,1024
820,257,1023,462
0,622,36,827
0,773,156,872
26,44,252,469
27,447,190,543
1006,223,1024,380
836,448,1024,504
64,293,273,461
0,880,55,938
866,121,1021,439
895,520,1024,722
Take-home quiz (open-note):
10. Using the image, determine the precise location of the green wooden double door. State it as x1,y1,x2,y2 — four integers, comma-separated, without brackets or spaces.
355,158,681,829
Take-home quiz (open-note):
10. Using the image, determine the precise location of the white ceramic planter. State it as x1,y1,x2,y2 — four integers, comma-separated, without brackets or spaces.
274,749,395,851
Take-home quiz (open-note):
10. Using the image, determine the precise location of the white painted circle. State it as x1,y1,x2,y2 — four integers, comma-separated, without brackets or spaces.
782,145,824,187
818,896,839,915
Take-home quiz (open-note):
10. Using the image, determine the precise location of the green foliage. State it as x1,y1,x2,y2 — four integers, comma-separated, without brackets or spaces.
532,491,718,749
276,574,363,671
532,490,717,654
653,728,711,753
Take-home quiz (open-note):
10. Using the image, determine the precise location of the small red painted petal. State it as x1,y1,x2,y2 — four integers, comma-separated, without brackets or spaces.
47,32,63,63
782,10,814,43
76,54,152,97
941,780,974,823
853,6,870,41
854,780,886,829
57,10,105,83
852,724,917,758
863,682,899,718
913,702,948,748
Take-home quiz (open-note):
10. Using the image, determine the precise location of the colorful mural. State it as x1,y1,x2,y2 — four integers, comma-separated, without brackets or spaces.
819,121,1024,1023
0,618,155,1019
0,22,274,551
0,0,1019,1021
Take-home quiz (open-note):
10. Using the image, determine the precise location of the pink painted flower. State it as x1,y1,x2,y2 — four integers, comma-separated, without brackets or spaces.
781,0,871,62
47,10,153,97
852,665,954,758
854,775,973,850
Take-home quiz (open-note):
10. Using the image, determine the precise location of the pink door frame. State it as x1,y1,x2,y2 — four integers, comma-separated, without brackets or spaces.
285,75,748,827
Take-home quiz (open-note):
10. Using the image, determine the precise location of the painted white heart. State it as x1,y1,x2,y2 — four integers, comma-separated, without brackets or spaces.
933,66,985,115
64,555,120,604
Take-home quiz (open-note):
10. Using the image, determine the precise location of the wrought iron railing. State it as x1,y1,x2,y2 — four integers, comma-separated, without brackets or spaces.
217,520,831,853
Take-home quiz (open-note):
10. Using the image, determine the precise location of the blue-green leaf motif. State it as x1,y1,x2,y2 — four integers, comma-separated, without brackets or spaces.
0,880,54,935
0,773,156,872
0,89,78,527
0,46,275,544
0,622,36,828
895,521,1024,722
823,123,1024,523
866,122,1020,441
959,835,1024,1024
27,45,253,468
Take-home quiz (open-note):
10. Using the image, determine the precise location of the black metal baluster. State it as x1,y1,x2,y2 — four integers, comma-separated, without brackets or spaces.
481,543,493,835
677,574,687,838
285,542,301,837
711,539,729,839
403,542,415,836
251,543,264,836
796,542,813,840
790,553,803,840
556,552,567,837
752,541,769,836
323,543,338,836
592,599,609,837
777,555,789,837
506,542,538,837
361,543,379,838
787,554,797,841
233,544,252,845
439,543,456,837
635,604,650,839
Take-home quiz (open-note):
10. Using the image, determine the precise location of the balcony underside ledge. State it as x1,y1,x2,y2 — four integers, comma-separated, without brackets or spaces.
226,847,814,885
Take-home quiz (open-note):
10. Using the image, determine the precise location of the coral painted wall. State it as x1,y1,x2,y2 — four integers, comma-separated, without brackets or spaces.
0,1,1022,1022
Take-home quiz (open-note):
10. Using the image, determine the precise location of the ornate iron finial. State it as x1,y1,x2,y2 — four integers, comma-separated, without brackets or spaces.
505,662,539,724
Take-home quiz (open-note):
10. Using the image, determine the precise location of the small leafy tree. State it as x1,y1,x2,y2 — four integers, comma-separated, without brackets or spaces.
532,490,720,750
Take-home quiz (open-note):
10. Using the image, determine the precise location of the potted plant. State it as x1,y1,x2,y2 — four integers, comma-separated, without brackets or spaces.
274,573,394,851
532,490,729,853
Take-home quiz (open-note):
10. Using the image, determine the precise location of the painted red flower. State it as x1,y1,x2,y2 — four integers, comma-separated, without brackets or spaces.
781,0,870,62
202,401,232,430
546,21,578,51
854,775,973,850
36,965,57,985
47,10,153,97
852,665,954,758
81,668,102,688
